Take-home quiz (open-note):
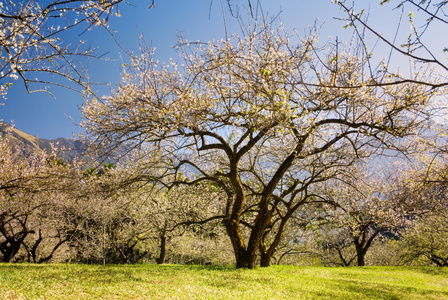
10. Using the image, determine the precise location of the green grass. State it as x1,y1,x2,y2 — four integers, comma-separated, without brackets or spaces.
1,264,447,299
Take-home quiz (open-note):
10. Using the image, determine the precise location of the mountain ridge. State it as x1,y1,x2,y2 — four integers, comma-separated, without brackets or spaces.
0,121,84,163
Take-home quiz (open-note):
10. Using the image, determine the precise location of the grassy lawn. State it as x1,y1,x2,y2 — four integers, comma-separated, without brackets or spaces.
0,264,447,299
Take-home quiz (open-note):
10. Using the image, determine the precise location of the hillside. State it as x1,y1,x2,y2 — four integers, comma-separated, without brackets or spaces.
0,121,84,162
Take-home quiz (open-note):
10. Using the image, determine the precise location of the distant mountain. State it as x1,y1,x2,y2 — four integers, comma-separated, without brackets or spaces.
0,121,84,163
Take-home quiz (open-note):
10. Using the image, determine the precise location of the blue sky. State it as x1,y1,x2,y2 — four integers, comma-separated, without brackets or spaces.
0,0,429,139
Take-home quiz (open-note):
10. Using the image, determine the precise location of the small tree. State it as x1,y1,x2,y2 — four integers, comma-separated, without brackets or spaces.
399,213,448,266
0,137,75,262
314,164,416,266
20,192,71,263
394,152,448,266
55,163,151,264
135,181,226,264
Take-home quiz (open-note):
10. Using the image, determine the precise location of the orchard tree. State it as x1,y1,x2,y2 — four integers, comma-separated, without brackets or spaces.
398,212,448,266
20,191,73,263
143,183,226,265
57,162,154,264
0,137,76,262
82,23,438,268
316,151,448,267
57,158,227,265
314,165,415,266
395,152,448,266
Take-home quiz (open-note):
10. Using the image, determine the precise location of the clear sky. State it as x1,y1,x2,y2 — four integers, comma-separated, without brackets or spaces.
1,0,436,139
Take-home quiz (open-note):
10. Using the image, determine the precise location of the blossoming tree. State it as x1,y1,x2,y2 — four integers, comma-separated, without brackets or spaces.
82,23,438,268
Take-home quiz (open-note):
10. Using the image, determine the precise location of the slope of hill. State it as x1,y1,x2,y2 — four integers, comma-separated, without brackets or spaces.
0,121,84,162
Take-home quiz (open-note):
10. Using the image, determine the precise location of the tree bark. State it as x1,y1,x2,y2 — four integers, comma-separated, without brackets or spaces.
259,226,273,267
156,234,166,264
224,216,264,269
224,218,255,268
224,135,303,268
0,226,29,263
224,173,263,269
260,252,271,267
354,240,366,266
353,227,381,266
356,248,366,266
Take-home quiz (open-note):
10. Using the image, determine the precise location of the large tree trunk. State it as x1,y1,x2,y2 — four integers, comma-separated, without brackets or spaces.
233,246,259,269
224,147,298,268
226,206,273,268
353,227,381,267
1,234,26,263
354,239,366,266
235,250,255,269
0,226,29,263
356,247,366,266
156,234,166,264
224,174,263,269
224,217,258,268
224,215,265,269
1,240,22,262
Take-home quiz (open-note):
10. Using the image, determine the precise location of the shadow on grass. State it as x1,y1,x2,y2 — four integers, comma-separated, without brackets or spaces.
340,283,401,299
324,276,448,300
410,266,448,276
